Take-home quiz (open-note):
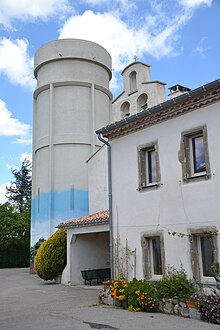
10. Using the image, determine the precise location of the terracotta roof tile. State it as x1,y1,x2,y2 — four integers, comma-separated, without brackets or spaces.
57,210,109,229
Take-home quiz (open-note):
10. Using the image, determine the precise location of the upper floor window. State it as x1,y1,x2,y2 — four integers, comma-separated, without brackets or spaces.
120,101,130,119
129,71,137,94
138,142,160,190
180,126,211,182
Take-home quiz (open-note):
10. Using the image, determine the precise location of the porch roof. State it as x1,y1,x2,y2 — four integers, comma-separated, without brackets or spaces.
57,210,109,229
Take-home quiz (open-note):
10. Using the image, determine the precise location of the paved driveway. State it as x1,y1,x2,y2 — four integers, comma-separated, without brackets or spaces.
0,268,218,330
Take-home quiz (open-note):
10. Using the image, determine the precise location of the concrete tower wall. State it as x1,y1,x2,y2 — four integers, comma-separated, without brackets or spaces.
32,39,112,244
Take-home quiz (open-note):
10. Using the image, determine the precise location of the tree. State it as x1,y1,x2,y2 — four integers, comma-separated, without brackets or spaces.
6,158,32,212
0,202,30,267
35,230,67,281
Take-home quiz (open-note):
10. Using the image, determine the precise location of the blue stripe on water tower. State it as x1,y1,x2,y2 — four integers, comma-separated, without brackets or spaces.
31,187,89,244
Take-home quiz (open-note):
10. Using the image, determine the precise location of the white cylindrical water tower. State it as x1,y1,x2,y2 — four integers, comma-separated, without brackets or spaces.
31,39,112,245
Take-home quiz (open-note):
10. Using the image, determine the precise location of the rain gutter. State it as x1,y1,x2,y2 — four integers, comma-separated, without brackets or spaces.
97,133,114,280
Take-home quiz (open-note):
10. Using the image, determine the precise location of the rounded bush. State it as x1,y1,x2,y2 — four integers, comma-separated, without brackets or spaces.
35,229,67,281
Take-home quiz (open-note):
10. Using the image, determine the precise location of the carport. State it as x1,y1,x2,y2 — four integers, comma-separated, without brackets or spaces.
57,210,110,285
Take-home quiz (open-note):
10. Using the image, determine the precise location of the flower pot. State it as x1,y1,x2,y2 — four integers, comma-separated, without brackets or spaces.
103,281,110,290
186,300,197,309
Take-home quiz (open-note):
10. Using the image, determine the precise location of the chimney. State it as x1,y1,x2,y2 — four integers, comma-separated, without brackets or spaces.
168,84,191,99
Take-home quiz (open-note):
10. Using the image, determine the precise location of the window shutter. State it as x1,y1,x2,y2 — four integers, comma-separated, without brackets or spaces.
140,149,146,187
203,127,211,178
155,145,160,184
181,138,189,181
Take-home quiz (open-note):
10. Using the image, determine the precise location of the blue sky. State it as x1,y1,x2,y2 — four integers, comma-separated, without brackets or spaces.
0,0,219,203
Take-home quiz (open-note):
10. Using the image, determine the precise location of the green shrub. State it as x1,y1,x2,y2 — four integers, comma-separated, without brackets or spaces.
35,229,67,281
156,265,195,301
127,279,159,312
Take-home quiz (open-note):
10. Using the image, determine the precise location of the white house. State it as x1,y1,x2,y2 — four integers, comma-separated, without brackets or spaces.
97,64,220,286
33,39,220,286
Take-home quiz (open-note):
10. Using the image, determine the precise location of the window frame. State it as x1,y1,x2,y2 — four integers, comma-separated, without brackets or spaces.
180,126,211,182
137,142,161,190
141,232,165,280
189,228,218,283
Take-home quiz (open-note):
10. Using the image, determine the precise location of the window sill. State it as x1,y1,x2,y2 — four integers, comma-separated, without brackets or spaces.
184,173,210,182
196,278,216,287
146,276,163,282
138,183,160,191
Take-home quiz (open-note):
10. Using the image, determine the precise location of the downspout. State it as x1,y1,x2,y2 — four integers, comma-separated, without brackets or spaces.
97,133,114,280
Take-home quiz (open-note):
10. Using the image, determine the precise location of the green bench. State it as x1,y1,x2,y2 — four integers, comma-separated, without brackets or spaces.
81,268,110,286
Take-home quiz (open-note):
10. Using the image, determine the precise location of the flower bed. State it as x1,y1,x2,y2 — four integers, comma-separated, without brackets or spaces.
100,266,220,325
192,292,220,324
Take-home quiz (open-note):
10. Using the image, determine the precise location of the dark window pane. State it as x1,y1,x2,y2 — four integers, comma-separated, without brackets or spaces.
147,149,157,183
152,238,162,275
192,135,206,173
200,236,214,277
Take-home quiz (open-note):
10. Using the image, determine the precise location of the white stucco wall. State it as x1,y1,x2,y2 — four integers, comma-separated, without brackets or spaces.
110,101,220,281
87,146,108,214
64,225,110,285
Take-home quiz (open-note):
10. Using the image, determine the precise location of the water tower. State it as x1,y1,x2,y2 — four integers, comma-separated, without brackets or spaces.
31,39,112,244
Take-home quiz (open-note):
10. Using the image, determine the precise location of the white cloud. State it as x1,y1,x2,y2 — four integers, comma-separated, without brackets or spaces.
59,11,159,72
0,182,9,204
59,10,190,71
193,36,207,57
0,38,35,89
20,152,32,164
59,0,213,91
0,99,30,138
6,164,13,170
82,0,136,11
0,0,72,28
179,0,212,8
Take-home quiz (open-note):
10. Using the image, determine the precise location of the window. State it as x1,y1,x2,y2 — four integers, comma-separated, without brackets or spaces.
200,236,214,277
120,101,130,119
190,230,218,281
142,233,164,279
181,126,211,181
129,71,137,94
137,93,148,112
151,238,162,275
138,142,160,190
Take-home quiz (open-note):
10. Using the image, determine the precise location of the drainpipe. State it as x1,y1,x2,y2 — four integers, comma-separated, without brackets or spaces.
97,133,114,280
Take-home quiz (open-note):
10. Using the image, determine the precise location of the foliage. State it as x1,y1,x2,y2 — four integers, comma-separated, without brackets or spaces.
155,265,195,301
110,278,158,312
212,262,220,289
110,278,128,301
192,292,220,324
126,279,158,312
109,266,220,323
35,229,67,281
6,158,32,213
168,229,219,239
30,238,46,265
0,201,30,267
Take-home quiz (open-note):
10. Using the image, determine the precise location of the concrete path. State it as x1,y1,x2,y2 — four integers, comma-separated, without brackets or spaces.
0,268,218,330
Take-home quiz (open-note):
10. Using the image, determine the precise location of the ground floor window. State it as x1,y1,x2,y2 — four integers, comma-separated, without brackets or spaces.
142,233,164,280
190,230,218,281
151,238,162,275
